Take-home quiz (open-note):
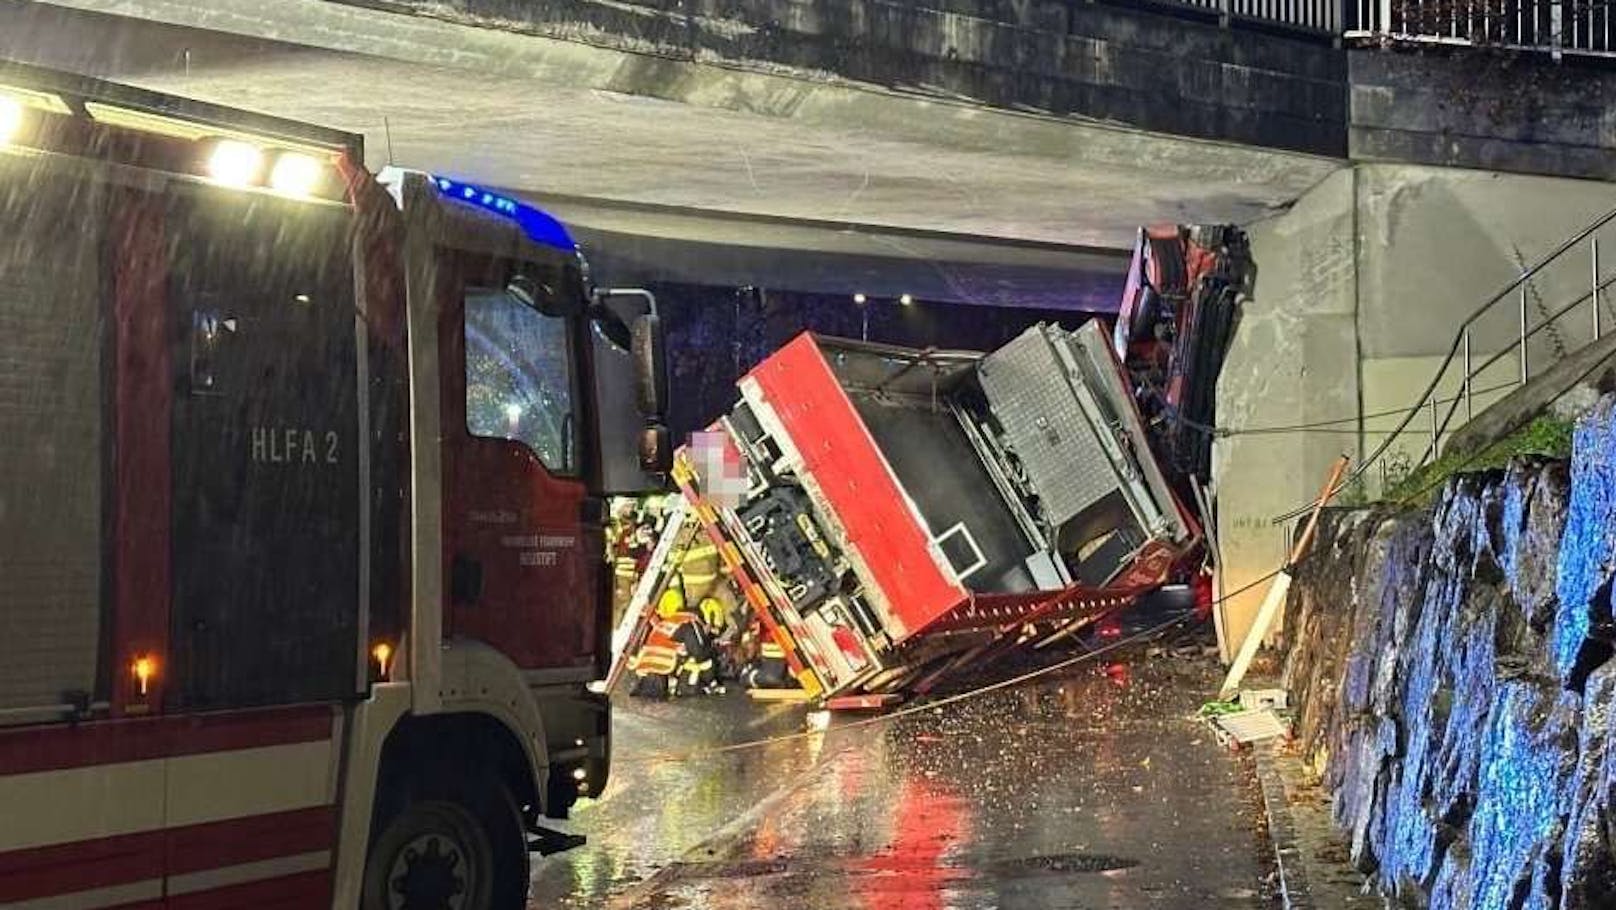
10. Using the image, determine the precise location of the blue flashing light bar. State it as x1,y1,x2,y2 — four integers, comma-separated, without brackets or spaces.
431,175,575,253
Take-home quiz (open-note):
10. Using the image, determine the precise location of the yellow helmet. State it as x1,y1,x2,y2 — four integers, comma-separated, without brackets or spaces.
698,596,726,627
657,586,686,618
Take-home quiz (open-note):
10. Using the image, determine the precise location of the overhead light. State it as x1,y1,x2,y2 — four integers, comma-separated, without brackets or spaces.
269,152,324,197
0,97,23,146
207,139,263,187
899,293,914,306
852,293,867,305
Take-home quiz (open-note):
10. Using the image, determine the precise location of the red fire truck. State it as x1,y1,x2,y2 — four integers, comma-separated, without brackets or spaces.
0,63,667,908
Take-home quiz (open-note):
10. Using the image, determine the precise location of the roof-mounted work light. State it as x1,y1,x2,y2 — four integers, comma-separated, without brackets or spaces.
206,139,263,188
0,96,24,146
269,151,324,198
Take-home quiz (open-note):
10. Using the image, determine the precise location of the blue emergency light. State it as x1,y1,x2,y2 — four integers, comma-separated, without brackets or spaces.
432,175,575,253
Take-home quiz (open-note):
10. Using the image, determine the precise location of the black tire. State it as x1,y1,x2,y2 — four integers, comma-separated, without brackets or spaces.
361,780,529,910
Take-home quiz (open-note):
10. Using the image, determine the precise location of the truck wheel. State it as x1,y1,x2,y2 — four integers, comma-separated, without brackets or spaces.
361,781,529,910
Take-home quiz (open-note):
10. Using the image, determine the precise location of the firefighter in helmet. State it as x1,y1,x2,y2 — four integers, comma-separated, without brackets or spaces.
629,573,722,697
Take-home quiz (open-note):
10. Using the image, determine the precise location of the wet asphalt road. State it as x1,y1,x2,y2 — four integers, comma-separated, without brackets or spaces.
530,653,1275,909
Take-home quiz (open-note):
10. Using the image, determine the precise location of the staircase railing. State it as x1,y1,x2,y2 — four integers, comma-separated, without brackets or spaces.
1272,203,1616,524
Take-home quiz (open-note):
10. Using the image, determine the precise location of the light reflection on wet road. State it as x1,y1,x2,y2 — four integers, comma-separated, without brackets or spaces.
531,656,1274,909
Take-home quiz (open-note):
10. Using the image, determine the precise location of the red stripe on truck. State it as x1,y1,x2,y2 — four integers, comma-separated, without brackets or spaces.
0,705,332,775
0,830,162,904
166,869,332,910
0,806,333,904
165,806,335,876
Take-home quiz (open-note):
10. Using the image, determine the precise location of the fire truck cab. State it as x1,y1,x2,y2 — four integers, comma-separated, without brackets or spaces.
0,63,666,909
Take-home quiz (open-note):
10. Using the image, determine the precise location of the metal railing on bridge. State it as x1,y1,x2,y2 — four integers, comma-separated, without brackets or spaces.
1116,0,1615,58
1344,0,1616,59
1130,0,1340,34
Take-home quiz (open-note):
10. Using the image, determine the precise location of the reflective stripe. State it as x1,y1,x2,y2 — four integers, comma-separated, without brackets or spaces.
167,849,331,896
0,738,332,856
630,646,679,676
680,544,718,561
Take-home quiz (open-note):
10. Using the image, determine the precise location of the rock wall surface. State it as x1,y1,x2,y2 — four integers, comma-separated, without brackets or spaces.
1281,394,1616,907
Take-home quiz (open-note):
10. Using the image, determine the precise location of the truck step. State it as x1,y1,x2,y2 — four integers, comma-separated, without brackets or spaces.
529,828,588,856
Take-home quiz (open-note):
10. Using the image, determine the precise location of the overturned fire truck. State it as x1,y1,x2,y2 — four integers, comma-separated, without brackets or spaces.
612,225,1252,705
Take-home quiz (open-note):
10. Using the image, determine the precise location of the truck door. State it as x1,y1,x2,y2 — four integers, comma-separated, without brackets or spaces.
439,248,598,672
166,189,363,708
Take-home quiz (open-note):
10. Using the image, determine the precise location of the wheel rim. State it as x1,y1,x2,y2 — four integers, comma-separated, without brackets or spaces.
387,829,476,910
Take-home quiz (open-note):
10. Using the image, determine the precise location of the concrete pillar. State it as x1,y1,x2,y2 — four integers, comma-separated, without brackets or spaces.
1214,168,1358,662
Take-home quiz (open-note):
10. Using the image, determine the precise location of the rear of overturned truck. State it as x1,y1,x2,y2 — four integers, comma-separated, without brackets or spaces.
673,225,1251,700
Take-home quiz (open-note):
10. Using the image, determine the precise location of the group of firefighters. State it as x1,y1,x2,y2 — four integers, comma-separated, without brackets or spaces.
609,497,793,698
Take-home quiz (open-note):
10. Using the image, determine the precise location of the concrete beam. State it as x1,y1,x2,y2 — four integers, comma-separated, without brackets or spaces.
544,194,1129,307
8,0,1341,246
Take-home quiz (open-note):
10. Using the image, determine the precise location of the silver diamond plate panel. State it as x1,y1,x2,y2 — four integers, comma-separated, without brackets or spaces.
976,327,1117,528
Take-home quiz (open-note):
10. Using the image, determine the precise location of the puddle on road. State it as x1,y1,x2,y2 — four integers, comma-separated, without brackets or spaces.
657,850,1139,882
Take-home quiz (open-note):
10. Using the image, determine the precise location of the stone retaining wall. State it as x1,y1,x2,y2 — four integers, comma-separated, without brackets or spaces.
1280,394,1616,907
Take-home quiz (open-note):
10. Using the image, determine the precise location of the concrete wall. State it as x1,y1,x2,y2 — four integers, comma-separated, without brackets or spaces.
334,2,1616,182
1350,49,1616,180
1215,163,1616,661
1214,168,1357,660
357,0,1347,156
1361,354,1517,480
1356,166,1616,362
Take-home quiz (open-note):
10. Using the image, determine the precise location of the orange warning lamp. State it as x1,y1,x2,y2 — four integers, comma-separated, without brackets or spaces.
132,655,156,696
372,642,393,679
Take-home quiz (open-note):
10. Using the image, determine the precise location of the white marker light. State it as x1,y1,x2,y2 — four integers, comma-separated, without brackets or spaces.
269,152,324,197
899,293,914,306
0,97,24,146
852,293,867,305
207,140,263,187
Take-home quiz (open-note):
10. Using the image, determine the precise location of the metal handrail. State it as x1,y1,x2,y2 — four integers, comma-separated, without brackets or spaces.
1414,268,1616,468
1272,203,1616,523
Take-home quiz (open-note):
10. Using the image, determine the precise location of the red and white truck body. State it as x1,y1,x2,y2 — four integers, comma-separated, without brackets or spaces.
0,62,665,909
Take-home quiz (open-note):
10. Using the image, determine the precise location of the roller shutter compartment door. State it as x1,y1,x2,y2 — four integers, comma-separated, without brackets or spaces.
0,174,105,719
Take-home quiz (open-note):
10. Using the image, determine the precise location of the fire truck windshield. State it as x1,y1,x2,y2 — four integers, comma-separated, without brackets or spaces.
465,285,578,474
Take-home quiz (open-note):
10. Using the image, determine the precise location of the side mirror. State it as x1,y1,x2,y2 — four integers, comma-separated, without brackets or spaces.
640,424,673,473
631,313,669,419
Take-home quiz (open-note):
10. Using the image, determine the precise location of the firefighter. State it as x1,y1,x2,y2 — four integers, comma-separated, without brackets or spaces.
629,575,722,697
697,593,742,682
742,633,794,689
